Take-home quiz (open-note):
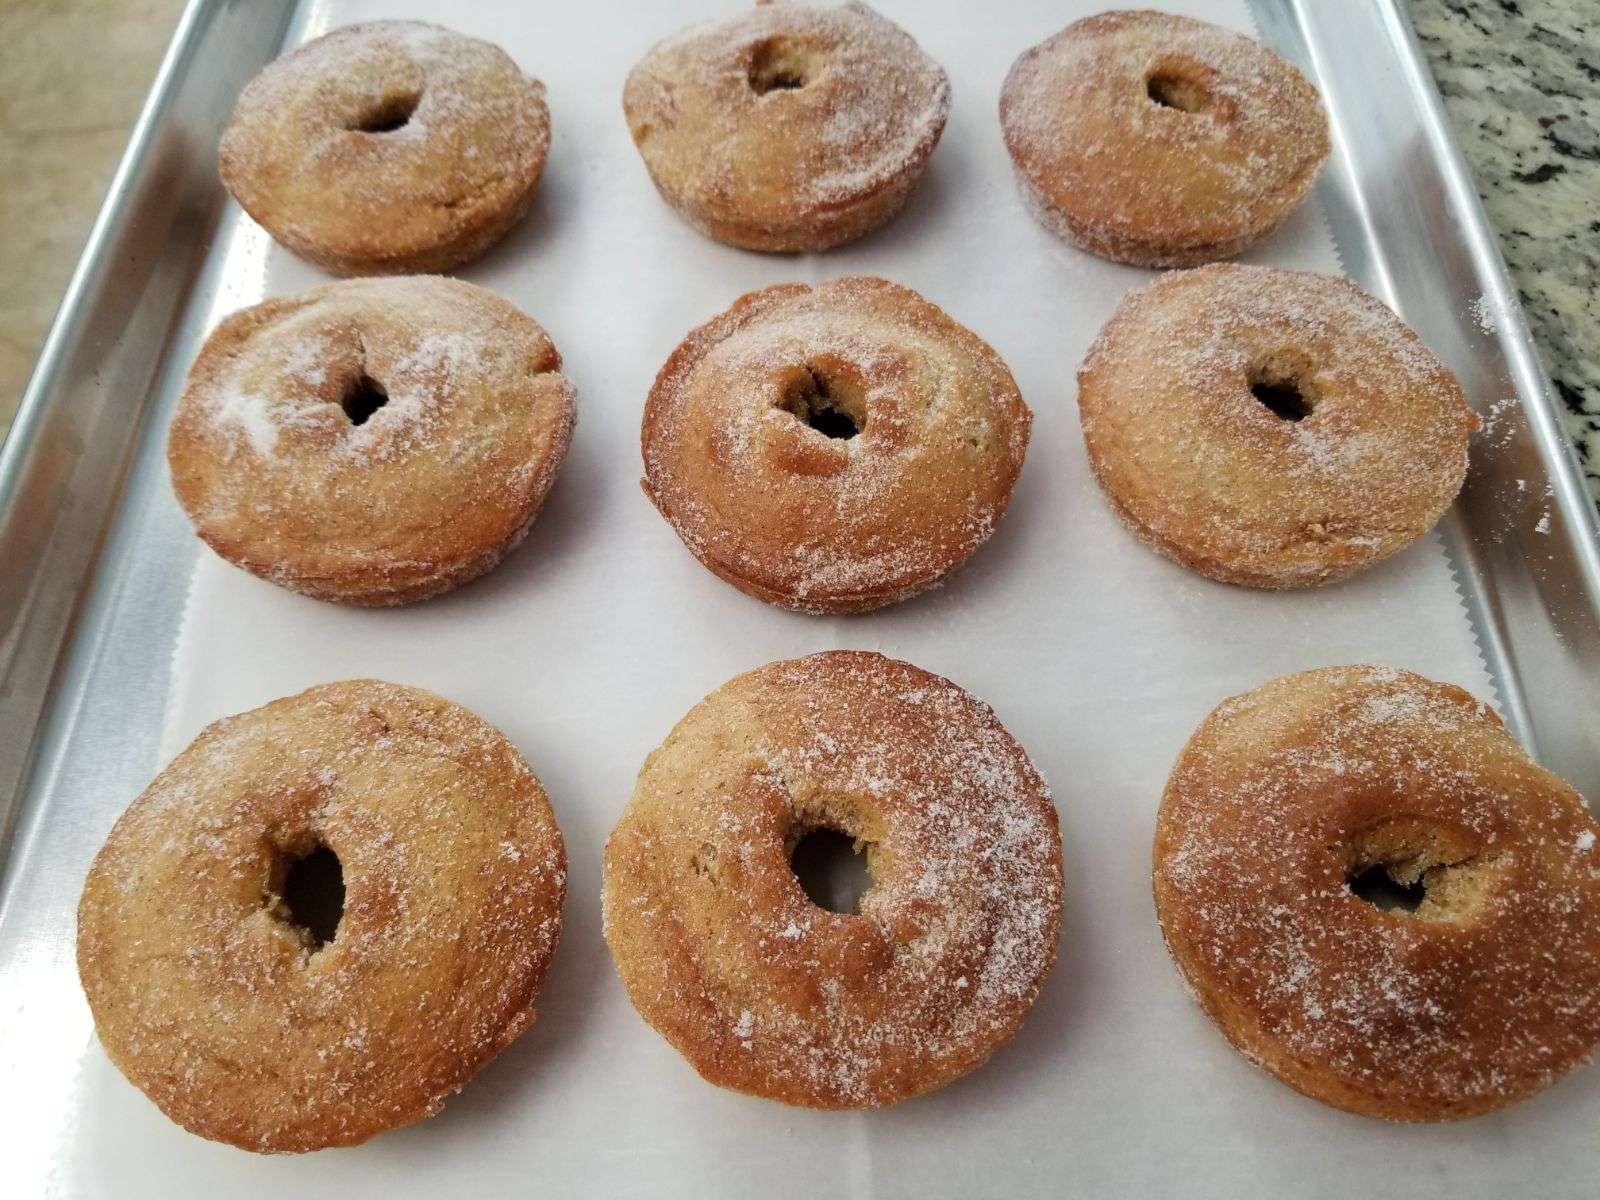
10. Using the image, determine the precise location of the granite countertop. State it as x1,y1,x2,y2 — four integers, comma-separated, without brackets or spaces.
1406,0,1600,498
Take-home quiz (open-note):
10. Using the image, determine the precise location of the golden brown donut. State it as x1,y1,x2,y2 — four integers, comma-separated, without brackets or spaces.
220,21,550,275
76,680,567,1152
1000,11,1330,267
168,275,576,606
642,276,1030,613
1154,666,1600,1121
623,2,950,251
602,651,1063,1108
1077,264,1476,588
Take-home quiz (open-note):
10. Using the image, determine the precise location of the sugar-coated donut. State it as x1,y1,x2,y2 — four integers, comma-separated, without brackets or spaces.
76,680,567,1152
603,652,1063,1108
642,276,1030,613
1000,11,1329,267
220,21,549,275
168,275,576,606
1154,666,1600,1121
1077,264,1476,588
623,2,949,251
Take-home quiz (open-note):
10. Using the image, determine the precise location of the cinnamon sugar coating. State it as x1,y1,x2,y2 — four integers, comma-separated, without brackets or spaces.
602,652,1063,1108
1000,11,1329,267
76,680,567,1152
642,276,1030,613
220,21,549,275
1077,264,1476,588
1154,666,1600,1121
168,276,576,606
623,2,949,252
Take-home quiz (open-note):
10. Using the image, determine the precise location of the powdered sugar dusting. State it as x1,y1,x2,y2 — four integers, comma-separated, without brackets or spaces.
642,277,1029,612
194,283,510,467
1156,666,1600,1116
1077,264,1477,587
76,680,566,1151
624,3,949,221
1470,293,1499,335
603,652,1063,1107
219,21,548,268
1000,11,1328,259
211,390,280,458
168,275,576,604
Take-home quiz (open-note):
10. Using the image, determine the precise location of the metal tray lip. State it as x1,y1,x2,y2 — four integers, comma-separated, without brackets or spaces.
0,1,1597,1191
0,0,224,878
0,0,211,494
1374,0,1600,571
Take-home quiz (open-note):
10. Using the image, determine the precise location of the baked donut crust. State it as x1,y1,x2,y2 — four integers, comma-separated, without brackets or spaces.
1000,11,1330,267
641,276,1030,613
168,275,576,606
1077,264,1476,588
1154,666,1600,1121
220,21,550,275
602,651,1063,1108
76,680,567,1152
623,2,950,251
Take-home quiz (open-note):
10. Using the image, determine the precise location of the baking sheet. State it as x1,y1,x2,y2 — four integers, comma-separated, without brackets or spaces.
37,0,1600,1195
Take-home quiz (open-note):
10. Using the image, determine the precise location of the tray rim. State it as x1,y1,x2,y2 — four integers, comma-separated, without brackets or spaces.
1377,0,1600,555
1258,0,1600,786
1,0,1598,1192
0,0,303,885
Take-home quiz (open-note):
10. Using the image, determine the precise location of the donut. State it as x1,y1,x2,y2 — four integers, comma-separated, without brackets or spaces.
1000,11,1330,267
622,2,950,251
602,652,1063,1108
641,276,1030,613
76,680,567,1152
1076,264,1476,588
220,21,550,275
168,275,577,606
1154,666,1600,1121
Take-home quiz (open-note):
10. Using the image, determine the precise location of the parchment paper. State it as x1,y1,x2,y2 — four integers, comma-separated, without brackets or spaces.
58,2,1599,1196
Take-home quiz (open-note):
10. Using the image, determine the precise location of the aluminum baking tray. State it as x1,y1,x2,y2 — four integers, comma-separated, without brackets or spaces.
2,1,1597,1196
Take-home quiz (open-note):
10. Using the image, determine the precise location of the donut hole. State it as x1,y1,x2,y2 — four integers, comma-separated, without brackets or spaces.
1346,821,1504,923
349,90,420,134
749,37,824,94
1348,864,1425,913
1252,379,1311,422
1248,358,1315,422
1146,70,1211,115
777,366,865,441
269,842,345,950
340,374,389,426
789,826,872,914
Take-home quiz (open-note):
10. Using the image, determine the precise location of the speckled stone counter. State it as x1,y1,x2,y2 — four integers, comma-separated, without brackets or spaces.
1404,0,1600,499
